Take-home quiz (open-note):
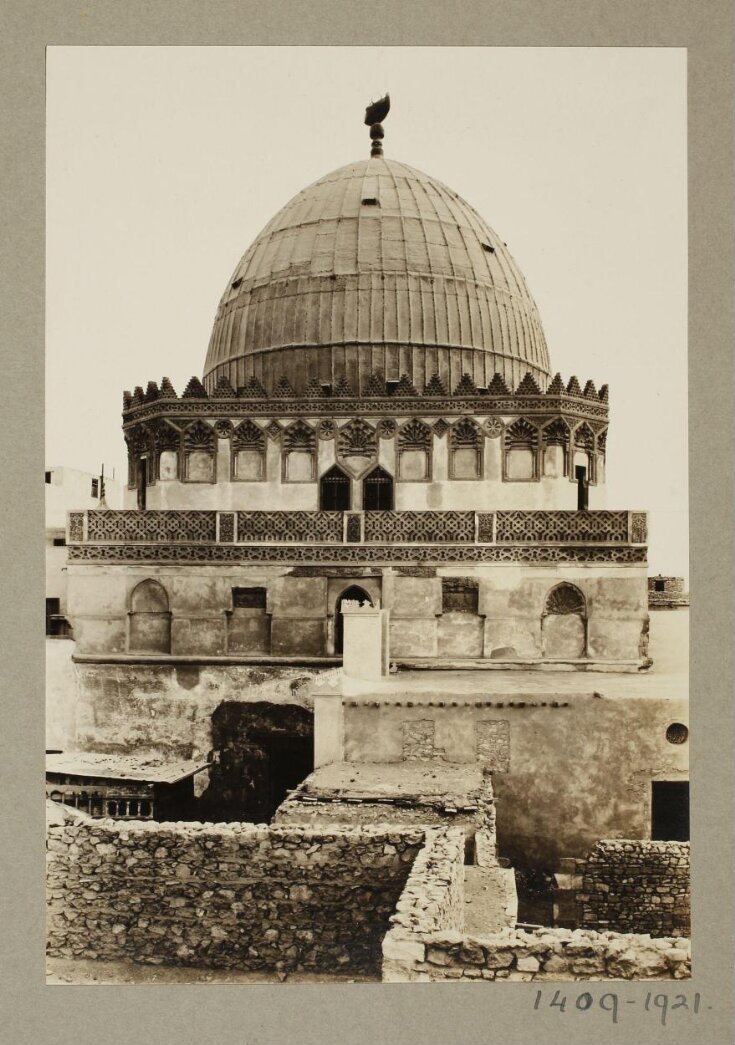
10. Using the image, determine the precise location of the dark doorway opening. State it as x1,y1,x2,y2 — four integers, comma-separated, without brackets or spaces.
137,458,147,510
334,585,374,654
651,780,690,841
363,466,394,510
320,464,351,510
575,465,588,511
200,702,314,823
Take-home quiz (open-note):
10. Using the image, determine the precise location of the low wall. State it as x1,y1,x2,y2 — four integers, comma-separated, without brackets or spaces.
383,925,691,981
579,840,690,935
381,832,691,982
382,828,466,978
47,820,423,974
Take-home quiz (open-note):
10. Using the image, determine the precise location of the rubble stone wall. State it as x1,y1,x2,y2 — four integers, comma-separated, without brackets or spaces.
47,820,423,974
382,828,466,978
579,840,690,935
383,925,692,981
382,831,691,982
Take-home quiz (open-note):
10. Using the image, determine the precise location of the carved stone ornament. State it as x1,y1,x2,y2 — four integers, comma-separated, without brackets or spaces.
346,514,362,543
69,544,647,565
433,419,449,438
318,419,336,439
544,583,586,616
218,512,235,542
485,417,504,438
377,418,397,439
265,421,283,441
214,419,234,439
630,512,648,544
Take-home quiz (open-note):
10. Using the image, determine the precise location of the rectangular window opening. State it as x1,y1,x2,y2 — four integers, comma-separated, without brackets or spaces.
232,587,267,610
91,478,99,498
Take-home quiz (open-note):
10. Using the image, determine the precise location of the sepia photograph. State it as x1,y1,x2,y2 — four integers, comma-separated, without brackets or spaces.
44,45,690,986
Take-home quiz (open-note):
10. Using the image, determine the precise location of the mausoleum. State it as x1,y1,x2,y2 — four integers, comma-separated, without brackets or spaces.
65,126,649,673
55,106,689,863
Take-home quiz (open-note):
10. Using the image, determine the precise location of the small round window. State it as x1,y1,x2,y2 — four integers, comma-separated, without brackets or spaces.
666,722,689,745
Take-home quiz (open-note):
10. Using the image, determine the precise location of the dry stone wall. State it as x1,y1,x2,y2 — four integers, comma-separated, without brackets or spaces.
47,820,422,974
579,840,690,936
384,925,692,981
382,830,691,982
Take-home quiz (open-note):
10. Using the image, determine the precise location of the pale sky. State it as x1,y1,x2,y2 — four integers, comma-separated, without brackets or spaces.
46,46,687,579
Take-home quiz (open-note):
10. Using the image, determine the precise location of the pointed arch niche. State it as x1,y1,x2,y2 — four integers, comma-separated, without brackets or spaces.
541,582,587,659
128,579,171,653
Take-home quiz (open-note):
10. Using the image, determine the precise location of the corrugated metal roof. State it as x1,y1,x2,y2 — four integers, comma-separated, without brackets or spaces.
204,157,551,395
45,752,209,784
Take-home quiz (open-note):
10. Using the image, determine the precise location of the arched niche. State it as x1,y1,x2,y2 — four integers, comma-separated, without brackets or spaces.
128,579,171,653
334,584,374,655
541,582,587,659
282,420,316,482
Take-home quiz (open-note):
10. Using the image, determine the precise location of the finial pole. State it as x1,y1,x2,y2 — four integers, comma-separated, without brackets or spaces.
364,93,390,158
99,463,107,508
370,125,384,158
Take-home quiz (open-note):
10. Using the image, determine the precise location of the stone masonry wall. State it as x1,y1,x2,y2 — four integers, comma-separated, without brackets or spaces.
579,840,690,936
383,925,691,982
382,828,466,979
47,820,423,975
382,831,691,982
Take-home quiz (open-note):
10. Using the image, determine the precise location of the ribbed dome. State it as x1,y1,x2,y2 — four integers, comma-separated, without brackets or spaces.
204,157,551,395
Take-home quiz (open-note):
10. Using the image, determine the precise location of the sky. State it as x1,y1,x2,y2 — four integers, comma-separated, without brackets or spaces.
46,46,687,579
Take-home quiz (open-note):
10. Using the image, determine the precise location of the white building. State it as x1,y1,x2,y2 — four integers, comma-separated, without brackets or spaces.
46,466,122,635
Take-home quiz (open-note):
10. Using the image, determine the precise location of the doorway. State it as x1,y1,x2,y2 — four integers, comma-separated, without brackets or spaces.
137,457,147,510
200,702,314,823
575,465,588,511
363,466,394,510
334,585,374,654
651,781,689,841
320,464,351,510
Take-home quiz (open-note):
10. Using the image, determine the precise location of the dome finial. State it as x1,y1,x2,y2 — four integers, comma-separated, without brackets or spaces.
364,93,390,157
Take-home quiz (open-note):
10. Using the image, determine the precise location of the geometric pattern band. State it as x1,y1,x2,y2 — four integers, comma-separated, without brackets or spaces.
85,510,217,542
75,509,644,547
495,510,629,543
237,511,344,542
67,544,647,564
363,510,475,543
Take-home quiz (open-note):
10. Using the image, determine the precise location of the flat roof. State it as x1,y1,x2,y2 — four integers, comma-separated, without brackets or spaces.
295,761,485,805
46,752,210,784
